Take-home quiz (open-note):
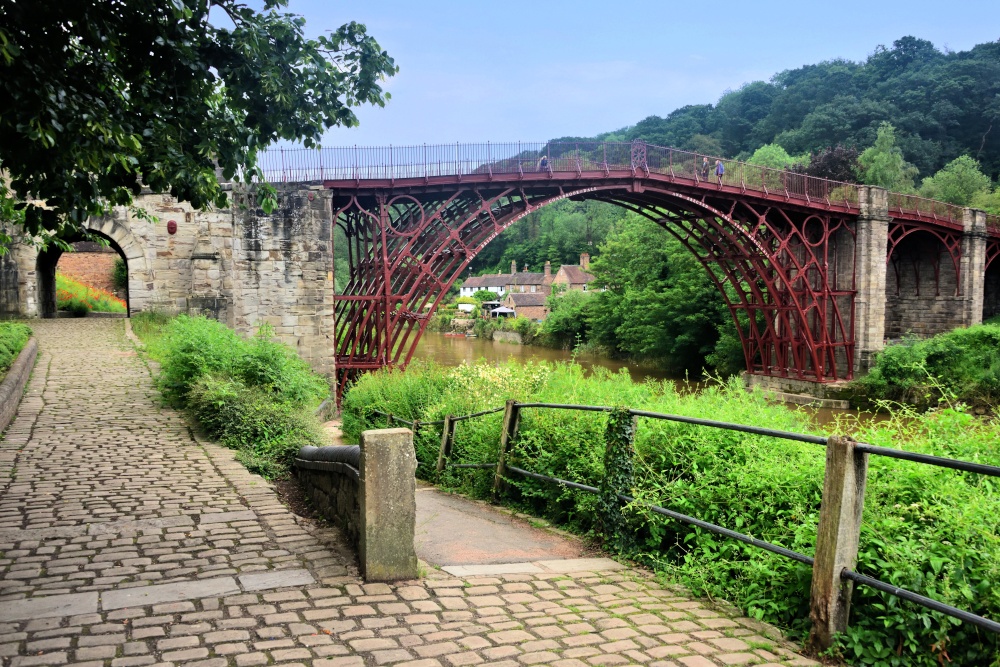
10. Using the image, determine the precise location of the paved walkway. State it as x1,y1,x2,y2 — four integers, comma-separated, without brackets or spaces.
0,320,818,667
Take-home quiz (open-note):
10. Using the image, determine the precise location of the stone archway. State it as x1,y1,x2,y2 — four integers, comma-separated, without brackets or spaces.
34,215,151,317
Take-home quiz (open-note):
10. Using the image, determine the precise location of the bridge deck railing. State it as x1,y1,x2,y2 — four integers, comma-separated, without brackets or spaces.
259,141,861,210
259,141,998,227
360,403,1000,646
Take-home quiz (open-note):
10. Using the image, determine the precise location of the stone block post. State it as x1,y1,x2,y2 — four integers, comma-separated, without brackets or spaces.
853,186,890,373
959,208,988,327
359,428,419,582
808,435,869,650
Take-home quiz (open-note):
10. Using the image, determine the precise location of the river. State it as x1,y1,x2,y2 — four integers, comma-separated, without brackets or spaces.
411,332,879,430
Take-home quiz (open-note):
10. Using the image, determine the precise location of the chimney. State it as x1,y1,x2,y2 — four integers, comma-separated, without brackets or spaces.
544,261,551,278
580,253,590,271
510,260,517,275
522,265,528,272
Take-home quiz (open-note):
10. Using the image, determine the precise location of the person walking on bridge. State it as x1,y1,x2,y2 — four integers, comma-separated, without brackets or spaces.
700,156,710,181
537,155,549,172
715,159,725,184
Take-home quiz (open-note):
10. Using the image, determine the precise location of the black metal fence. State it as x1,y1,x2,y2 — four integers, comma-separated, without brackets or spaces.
362,401,1000,645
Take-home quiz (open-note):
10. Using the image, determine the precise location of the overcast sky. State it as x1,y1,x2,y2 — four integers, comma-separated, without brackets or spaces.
285,0,1000,147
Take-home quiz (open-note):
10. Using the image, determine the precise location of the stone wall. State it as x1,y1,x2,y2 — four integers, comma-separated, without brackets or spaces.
884,233,964,339
296,466,360,547
0,185,336,379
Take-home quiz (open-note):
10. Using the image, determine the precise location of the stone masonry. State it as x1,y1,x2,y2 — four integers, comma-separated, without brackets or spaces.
0,319,819,667
0,186,335,378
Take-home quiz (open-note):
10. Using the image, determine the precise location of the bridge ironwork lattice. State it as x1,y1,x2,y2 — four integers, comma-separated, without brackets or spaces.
256,142,1000,400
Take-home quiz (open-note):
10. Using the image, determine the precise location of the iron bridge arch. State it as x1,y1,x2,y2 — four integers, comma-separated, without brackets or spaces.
331,178,858,400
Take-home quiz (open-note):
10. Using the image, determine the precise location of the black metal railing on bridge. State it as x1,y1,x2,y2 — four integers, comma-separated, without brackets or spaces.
361,402,1000,644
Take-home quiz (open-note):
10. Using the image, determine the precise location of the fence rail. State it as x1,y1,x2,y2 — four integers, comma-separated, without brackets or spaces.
357,399,1000,648
257,141,1000,228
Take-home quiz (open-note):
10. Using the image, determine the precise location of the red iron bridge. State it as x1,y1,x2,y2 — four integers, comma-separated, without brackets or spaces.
258,141,1000,400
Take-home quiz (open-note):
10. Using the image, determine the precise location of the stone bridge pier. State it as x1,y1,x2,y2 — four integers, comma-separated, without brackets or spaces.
0,185,336,378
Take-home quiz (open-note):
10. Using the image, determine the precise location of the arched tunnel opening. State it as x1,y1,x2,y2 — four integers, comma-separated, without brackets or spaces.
985,261,1000,322
36,232,130,318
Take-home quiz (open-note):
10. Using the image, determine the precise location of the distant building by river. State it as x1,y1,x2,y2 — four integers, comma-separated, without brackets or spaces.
460,254,596,321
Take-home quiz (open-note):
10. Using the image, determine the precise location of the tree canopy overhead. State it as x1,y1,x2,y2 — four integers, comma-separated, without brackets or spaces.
0,0,397,242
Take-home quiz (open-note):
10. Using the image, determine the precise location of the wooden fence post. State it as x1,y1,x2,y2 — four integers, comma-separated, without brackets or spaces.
808,435,869,650
435,415,454,473
386,414,394,428
492,400,521,501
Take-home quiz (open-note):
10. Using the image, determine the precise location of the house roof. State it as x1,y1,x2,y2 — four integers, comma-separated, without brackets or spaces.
558,265,595,284
509,272,547,286
506,293,548,307
464,274,508,289
491,306,515,314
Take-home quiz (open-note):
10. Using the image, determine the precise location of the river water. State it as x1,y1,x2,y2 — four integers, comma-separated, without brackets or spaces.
411,332,877,430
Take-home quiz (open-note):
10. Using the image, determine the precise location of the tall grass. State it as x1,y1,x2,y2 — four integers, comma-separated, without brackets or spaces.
343,360,1000,666
56,273,126,313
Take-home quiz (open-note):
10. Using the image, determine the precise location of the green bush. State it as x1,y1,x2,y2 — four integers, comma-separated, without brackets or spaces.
342,360,1000,665
187,374,324,477
112,257,128,290
0,322,32,374
138,314,330,479
853,322,1000,411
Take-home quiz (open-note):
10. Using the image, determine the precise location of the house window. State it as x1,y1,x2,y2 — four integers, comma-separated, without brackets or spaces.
582,284,587,291
531,285,536,293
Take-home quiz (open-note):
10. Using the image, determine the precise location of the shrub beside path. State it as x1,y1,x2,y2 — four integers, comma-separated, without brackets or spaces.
0,320,819,667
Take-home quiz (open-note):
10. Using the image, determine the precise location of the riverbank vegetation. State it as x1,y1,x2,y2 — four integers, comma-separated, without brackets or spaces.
131,313,329,478
342,360,1000,666
852,318,1000,413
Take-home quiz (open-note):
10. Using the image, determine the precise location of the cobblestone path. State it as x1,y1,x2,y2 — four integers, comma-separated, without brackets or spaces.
0,320,818,667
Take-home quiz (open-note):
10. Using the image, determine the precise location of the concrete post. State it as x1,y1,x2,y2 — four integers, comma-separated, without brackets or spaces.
960,208,988,327
853,186,890,374
808,435,869,651
359,428,419,582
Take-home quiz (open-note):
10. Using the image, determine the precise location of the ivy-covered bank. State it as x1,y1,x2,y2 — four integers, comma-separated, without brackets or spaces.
131,313,329,478
342,360,1000,666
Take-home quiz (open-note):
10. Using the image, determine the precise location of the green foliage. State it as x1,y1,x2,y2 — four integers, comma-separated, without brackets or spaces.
598,407,635,553
187,374,324,478
469,199,623,275
342,361,1000,665
585,213,730,374
858,123,920,191
455,296,478,306
971,188,1000,215
111,258,128,290
746,143,808,170
918,155,993,206
852,322,1000,411
136,314,329,479
0,322,32,375
1,1,397,242
471,290,497,303
541,290,592,349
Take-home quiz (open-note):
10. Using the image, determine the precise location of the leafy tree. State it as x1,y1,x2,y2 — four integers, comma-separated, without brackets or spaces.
471,290,496,303
805,145,860,182
746,143,808,170
0,0,397,244
857,122,919,191
971,188,1000,215
918,155,992,205
541,289,592,349
586,213,729,374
